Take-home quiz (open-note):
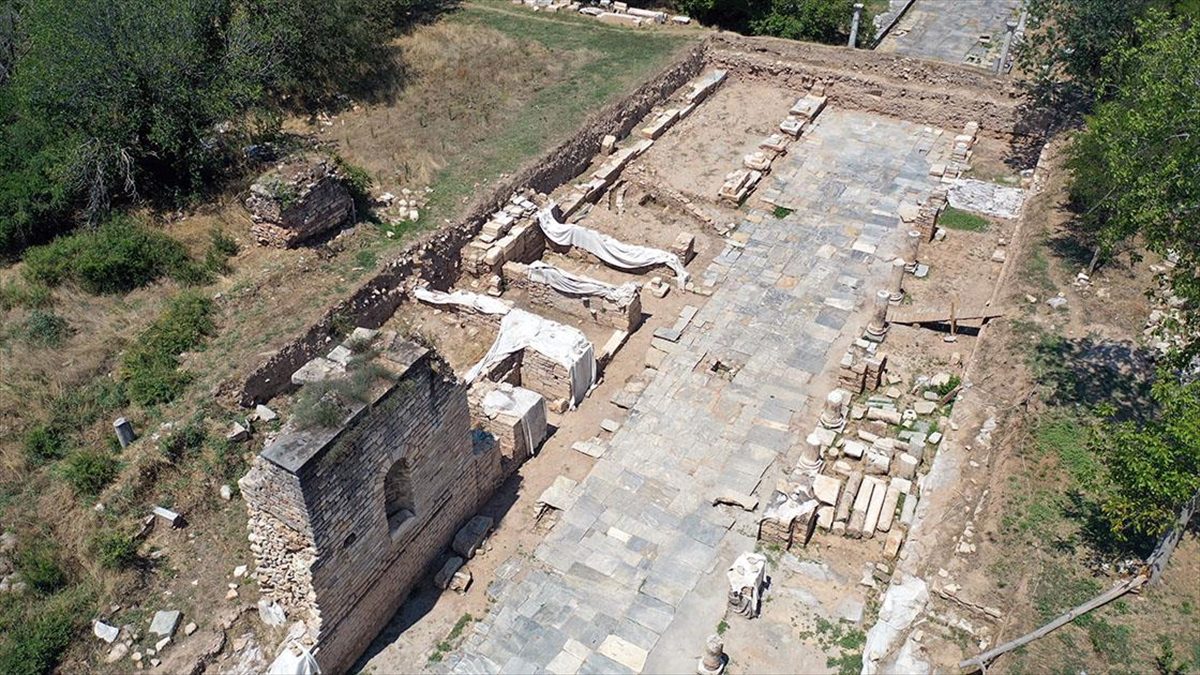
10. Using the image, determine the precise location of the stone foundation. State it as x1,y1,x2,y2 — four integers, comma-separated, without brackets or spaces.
245,154,354,248
502,261,643,332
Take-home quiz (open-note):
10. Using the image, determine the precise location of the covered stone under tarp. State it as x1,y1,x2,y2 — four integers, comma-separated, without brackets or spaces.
537,206,690,287
245,154,354,248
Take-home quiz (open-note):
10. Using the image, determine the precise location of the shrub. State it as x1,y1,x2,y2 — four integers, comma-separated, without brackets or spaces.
94,532,139,570
16,310,71,348
22,425,69,465
158,416,208,461
14,542,68,595
335,155,374,219
22,216,207,294
122,292,215,406
0,586,89,675
59,449,120,496
0,281,52,311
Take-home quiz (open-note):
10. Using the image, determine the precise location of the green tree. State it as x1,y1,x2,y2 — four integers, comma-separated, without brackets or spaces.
1019,0,1199,103
1090,374,1200,540
671,0,865,45
1066,13,1200,363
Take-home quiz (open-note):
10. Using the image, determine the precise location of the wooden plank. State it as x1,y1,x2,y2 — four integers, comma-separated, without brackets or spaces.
890,307,1004,325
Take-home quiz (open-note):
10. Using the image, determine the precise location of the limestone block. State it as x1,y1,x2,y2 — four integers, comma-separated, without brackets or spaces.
847,477,875,538
812,474,841,506
149,610,181,638
835,472,862,523
842,439,867,459
743,151,771,172
864,449,891,475
434,556,465,589
884,528,905,560
452,515,494,559
877,484,902,533
895,453,919,480
779,116,805,137
862,478,887,539
816,506,834,530
759,133,788,154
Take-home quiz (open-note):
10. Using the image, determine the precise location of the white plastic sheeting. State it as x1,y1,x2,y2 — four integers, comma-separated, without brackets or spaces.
412,287,511,315
480,384,548,456
466,308,596,407
537,207,689,287
267,644,320,675
525,261,639,305
727,552,768,617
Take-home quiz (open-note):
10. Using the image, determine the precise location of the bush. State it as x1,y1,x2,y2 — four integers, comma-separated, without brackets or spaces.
158,416,208,461
21,216,207,294
122,292,215,406
15,310,71,348
335,155,374,219
14,542,68,595
48,378,128,430
22,425,69,465
0,281,52,311
59,449,120,496
94,532,139,570
0,586,89,675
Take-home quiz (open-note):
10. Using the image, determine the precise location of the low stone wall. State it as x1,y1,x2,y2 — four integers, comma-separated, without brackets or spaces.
706,34,1031,140
239,42,707,406
502,262,643,332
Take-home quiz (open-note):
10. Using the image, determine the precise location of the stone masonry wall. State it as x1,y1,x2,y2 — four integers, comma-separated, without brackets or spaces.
519,350,573,412
238,43,707,407
241,352,507,672
502,262,643,332
706,34,1033,140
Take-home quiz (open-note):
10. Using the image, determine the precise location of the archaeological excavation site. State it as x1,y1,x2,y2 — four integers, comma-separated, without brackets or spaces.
225,29,1057,674
3,1,1197,674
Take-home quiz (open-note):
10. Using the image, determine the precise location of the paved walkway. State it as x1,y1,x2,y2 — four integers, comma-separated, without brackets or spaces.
441,110,944,675
877,0,1023,69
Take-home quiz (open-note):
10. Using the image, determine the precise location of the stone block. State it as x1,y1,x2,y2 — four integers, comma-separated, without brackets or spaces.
434,556,465,589
812,474,841,506
149,610,181,638
452,515,494,559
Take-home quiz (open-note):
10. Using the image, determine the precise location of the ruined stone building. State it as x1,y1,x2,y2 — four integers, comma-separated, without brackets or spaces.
239,336,524,671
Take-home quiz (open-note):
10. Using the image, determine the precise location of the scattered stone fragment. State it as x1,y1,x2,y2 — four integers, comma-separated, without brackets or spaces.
599,419,621,433
155,637,170,652
254,404,278,422
226,422,250,442
1047,294,1068,310
219,484,233,501
233,565,247,578
106,643,129,663
711,490,758,511
94,620,120,643
149,610,181,638
913,401,937,415
184,622,197,636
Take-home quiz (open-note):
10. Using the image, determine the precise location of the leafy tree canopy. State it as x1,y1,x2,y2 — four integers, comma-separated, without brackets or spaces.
0,0,426,255
1067,13,1200,363
672,0,867,46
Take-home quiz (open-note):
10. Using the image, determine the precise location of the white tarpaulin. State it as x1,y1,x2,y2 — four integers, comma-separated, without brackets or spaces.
727,552,768,618
861,573,930,674
466,308,596,407
267,645,319,675
525,261,639,305
412,287,511,315
537,207,689,287
481,384,548,456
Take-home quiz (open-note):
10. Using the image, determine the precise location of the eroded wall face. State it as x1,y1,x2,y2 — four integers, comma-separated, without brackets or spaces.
243,356,506,672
